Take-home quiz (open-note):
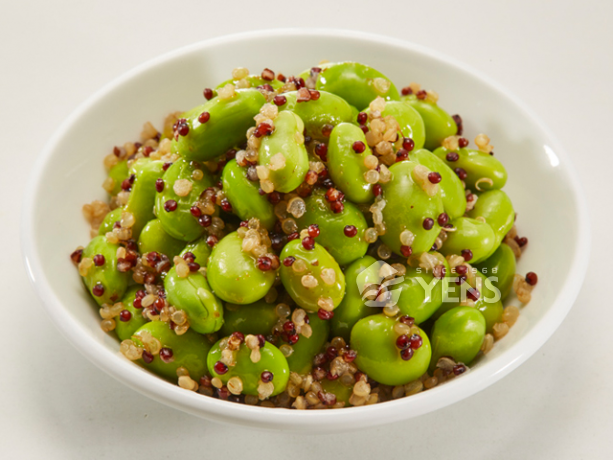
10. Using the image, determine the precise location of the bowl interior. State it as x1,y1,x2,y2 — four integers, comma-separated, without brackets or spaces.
22,29,589,432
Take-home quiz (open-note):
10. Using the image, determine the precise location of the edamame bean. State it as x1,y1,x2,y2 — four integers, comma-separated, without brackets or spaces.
467,189,514,253
115,286,148,341
306,62,400,110
98,207,123,236
327,123,375,204
320,378,353,405
138,219,185,259
474,243,516,301
258,111,309,193
180,235,212,267
154,158,215,242
281,312,329,374
395,260,450,324
295,188,368,266
107,160,128,196
81,235,130,306
411,148,466,220
207,232,276,304
216,75,283,91
221,159,276,230
220,300,278,337
433,146,507,191
440,217,497,264
403,95,457,151
430,306,486,370
331,256,381,341
125,158,166,239
176,89,266,162
207,339,289,397
365,100,426,150
164,266,224,334
380,161,445,255
278,90,354,141
279,239,345,312
132,321,213,381
351,314,431,386
431,271,502,332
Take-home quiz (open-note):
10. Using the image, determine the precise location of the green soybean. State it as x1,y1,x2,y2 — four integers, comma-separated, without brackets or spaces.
403,96,457,151
281,312,329,375
467,189,514,252
327,123,375,204
154,159,215,242
124,159,166,239
164,266,224,334
308,62,400,110
278,90,355,141
98,207,123,236
220,300,279,337
216,75,283,91
321,378,353,405
295,188,368,266
115,286,148,341
433,147,507,191
440,217,497,264
331,256,380,341
258,110,309,193
81,235,130,306
222,159,276,230
366,100,426,150
380,160,444,255
176,89,266,162
207,340,289,397
207,232,276,304
431,271,501,330
138,219,185,259
395,260,450,324
351,314,431,386
180,235,212,267
411,148,466,220
133,321,213,381
279,239,346,312
430,306,486,370
108,160,129,196
474,243,516,301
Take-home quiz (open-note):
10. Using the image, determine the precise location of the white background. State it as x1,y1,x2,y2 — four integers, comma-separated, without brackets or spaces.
1,0,611,458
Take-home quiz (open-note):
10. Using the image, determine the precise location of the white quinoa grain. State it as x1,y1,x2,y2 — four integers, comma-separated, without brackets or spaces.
492,322,510,340
217,83,236,100
320,268,336,286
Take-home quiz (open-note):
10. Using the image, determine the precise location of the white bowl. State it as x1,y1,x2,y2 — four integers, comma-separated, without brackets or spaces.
22,29,590,433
